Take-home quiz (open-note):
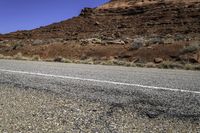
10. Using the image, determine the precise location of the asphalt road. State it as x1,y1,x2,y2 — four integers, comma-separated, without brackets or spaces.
0,59,200,120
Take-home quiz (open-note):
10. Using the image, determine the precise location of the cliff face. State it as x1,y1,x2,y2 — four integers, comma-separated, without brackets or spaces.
2,0,200,40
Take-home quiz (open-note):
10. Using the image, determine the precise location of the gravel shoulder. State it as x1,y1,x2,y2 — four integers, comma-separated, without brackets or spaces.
0,85,199,132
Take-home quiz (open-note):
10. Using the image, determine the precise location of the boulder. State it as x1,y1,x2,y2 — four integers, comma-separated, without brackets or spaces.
148,36,164,45
94,21,100,26
106,39,125,45
154,58,163,63
190,52,200,63
32,39,44,46
180,53,200,63
80,8,94,16
131,37,144,50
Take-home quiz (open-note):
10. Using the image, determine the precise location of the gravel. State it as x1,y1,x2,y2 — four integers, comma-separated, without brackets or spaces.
0,85,199,133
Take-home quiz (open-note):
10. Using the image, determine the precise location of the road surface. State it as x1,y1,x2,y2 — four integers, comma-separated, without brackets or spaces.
0,59,200,119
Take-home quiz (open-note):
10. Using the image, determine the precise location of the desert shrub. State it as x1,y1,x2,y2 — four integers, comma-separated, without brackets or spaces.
14,52,24,60
100,61,110,65
181,42,200,54
158,61,173,69
148,36,164,45
185,64,200,70
145,62,156,68
174,34,185,41
32,55,41,61
80,54,87,60
124,62,132,67
100,60,114,65
112,60,127,66
99,59,132,67
135,63,145,67
12,43,23,50
53,56,65,62
130,38,144,50
193,65,200,70
130,63,136,67
184,64,193,70
158,61,184,69
0,54,4,59
79,58,94,64
99,59,115,65
73,60,81,64
64,59,72,63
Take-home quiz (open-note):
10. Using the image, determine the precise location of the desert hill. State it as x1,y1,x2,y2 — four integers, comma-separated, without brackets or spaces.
0,0,200,69
2,0,200,40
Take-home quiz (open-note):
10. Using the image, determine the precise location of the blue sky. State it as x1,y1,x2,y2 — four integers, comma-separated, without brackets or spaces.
0,0,109,34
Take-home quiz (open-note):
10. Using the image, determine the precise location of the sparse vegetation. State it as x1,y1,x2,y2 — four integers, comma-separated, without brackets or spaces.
53,56,66,62
12,43,23,50
0,54,4,59
0,54,200,70
31,55,41,61
185,63,200,70
181,42,200,54
14,52,25,60
135,63,145,67
64,58,73,63
185,64,194,70
158,61,184,69
145,62,156,68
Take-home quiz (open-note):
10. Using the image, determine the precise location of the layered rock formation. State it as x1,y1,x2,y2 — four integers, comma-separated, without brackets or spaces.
0,0,200,66
1,0,199,40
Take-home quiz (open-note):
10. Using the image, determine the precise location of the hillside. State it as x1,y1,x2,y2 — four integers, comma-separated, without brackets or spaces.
0,0,200,68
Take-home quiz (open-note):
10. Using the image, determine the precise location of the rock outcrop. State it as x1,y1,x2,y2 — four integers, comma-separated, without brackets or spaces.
1,0,199,41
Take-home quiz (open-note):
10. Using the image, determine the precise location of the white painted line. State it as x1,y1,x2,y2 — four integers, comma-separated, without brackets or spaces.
0,68,200,94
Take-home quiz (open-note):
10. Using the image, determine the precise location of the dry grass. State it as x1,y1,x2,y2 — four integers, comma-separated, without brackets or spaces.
31,55,41,61
13,52,25,60
145,62,156,68
0,85,199,132
184,64,200,70
0,54,4,59
158,61,184,69
0,54,200,70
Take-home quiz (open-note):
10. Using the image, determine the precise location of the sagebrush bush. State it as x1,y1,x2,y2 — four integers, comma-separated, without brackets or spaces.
32,55,41,61
53,56,65,62
181,43,200,54
184,64,193,70
14,52,23,60
158,61,184,69
136,63,145,67
64,59,72,63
